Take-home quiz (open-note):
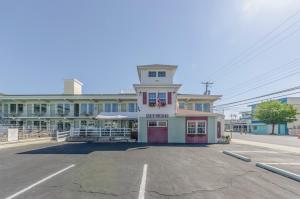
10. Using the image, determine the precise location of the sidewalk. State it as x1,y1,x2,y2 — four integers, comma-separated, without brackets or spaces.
232,139,300,154
0,137,55,149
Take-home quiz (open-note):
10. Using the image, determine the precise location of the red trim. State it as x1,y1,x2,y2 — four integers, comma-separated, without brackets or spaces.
185,117,208,144
143,92,147,104
167,92,172,104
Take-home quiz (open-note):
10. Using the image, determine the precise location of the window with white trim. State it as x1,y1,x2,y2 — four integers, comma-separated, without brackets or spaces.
158,71,166,77
187,120,206,135
148,71,156,77
148,92,156,106
158,92,166,105
147,120,168,127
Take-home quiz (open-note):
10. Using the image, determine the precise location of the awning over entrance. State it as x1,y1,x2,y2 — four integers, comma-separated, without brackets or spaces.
95,112,139,120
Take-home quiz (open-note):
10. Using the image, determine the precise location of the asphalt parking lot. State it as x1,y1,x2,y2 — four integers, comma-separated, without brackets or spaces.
0,142,299,199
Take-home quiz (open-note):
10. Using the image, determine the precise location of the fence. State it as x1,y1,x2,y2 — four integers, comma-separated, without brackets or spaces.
0,125,56,142
70,127,132,138
56,131,70,142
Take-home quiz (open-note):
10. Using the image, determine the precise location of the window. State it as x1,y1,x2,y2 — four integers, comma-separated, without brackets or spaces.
98,104,103,113
195,103,203,111
80,104,88,115
187,103,193,110
27,104,32,116
50,104,56,116
41,104,47,115
10,104,16,114
18,104,24,114
148,120,168,127
57,104,64,115
34,104,41,115
158,92,166,105
128,103,136,112
179,102,185,109
203,103,210,112
148,93,156,106
187,120,206,135
120,104,127,112
64,104,70,115
88,103,94,115
148,71,156,77
104,103,111,112
158,71,166,77
112,103,118,112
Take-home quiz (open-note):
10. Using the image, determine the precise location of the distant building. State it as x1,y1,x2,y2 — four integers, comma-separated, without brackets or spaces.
250,98,300,135
0,64,225,143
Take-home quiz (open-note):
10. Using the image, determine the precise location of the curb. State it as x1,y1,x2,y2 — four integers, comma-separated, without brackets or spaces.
223,150,251,162
256,162,300,182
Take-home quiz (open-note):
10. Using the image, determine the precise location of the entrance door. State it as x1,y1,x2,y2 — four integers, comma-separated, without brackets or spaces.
217,121,221,138
147,121,168,143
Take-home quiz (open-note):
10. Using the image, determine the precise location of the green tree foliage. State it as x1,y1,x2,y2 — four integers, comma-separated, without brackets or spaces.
254,100,298,134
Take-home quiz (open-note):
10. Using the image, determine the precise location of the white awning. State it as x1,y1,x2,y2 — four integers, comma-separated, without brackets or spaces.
95,112,139,120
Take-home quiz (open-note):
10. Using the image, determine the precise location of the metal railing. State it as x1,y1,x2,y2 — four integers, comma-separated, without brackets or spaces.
70,127,132,138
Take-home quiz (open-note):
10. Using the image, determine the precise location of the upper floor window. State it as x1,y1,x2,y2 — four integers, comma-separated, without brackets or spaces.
158,71,166,77
148,92,156,106
179,102,185,109
128,103,136,112
104,103,111,112
112,103,118,112
158,92,166,106
148,71,156,77
203,103,210,112
195,103,203,112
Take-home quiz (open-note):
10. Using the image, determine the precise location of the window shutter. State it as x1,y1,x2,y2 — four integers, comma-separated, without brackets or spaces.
168,92,172,104
143,92,147,104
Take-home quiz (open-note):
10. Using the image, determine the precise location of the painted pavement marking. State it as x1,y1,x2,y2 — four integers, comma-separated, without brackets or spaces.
138,164,148,199
5,164,75,199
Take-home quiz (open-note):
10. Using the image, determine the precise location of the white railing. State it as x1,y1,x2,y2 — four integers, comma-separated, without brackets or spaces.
70,127,132,138
56,131,70,142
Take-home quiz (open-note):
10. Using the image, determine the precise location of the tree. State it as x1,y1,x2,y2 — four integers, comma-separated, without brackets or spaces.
254,100,298,135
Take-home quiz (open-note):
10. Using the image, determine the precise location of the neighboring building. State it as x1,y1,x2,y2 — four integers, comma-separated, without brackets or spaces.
0,64,224,143
224,111,252,132
250,98,300,135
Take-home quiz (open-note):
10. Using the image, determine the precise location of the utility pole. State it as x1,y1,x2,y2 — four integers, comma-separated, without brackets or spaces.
202,81,214,95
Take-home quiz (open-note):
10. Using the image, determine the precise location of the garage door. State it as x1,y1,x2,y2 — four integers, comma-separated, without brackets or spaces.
147,120,168,143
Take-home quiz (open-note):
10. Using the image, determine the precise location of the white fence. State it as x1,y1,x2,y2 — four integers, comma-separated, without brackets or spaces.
69,128,132,138
56,131,70,142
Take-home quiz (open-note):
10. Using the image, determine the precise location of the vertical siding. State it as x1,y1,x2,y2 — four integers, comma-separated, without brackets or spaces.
208,117,216,143
168,117,185,143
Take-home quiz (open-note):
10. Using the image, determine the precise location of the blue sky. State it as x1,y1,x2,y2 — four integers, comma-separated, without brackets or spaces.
1,0,300,116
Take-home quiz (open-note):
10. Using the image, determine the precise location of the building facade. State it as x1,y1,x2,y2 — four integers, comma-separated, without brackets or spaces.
0,64,224,143
250,97,300,135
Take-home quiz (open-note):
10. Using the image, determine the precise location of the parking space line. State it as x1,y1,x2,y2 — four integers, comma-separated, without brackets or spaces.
138,164,148,199
5,164,75,199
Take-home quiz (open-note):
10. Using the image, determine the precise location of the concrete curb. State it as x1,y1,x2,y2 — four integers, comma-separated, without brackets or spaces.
256,162,300,182
223,150,251,162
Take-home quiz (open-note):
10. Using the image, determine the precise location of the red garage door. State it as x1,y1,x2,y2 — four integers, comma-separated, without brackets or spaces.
147,121,168,143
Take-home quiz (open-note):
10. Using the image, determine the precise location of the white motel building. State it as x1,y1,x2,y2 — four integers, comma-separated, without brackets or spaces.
0,64,224,144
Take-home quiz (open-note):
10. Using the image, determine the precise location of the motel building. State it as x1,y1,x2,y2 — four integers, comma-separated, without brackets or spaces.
0,64,224,144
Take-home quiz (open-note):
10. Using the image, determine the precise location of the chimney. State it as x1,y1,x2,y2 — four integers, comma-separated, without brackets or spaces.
64,79,83,95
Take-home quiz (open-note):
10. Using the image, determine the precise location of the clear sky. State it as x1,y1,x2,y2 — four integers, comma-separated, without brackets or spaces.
1,0,300,117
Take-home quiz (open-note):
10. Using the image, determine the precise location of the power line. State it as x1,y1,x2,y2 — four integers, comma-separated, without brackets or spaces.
207,8,300,81
216,85,300,107
201,81,214,95
221,69,300,100
217,58,300,94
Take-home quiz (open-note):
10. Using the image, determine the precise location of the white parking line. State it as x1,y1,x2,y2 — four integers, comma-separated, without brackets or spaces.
5,164,75,199
138,164,148,199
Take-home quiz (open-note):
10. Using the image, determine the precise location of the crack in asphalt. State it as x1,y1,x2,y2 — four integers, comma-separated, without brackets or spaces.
148,185,228,197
